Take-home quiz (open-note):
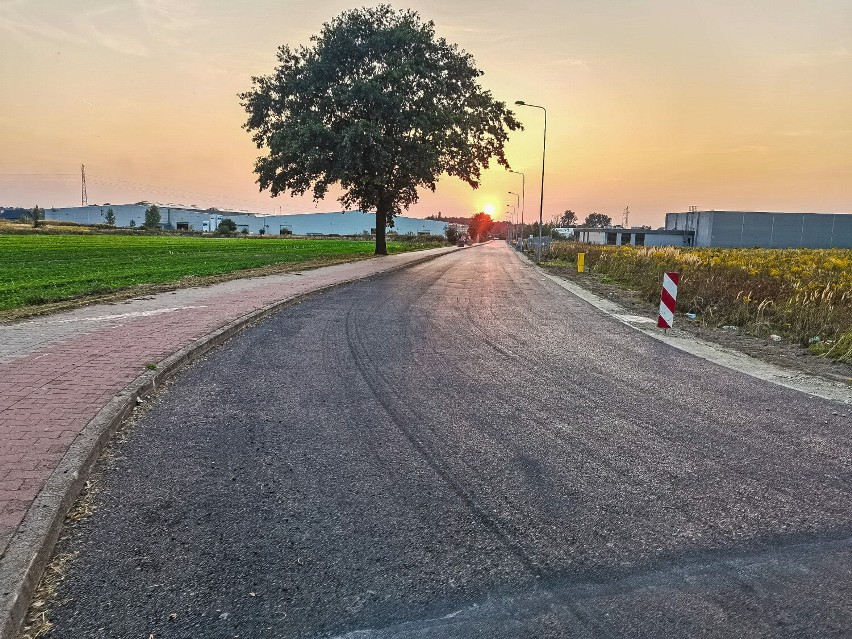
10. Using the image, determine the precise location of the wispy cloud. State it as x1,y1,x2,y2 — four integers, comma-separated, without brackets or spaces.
683,145,768,155
73,5,151,57
773,47,852,69
0,3,86,45
776,129,817,138
437,23,519,46
0,0,203,55
553,57,590,70
775,129,852,138
134,0,204,36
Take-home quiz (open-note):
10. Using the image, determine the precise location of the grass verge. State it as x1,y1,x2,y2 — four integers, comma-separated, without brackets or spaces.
0,232,445,320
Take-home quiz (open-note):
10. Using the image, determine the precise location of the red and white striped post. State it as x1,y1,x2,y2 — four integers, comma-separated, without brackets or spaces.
657,272,680,330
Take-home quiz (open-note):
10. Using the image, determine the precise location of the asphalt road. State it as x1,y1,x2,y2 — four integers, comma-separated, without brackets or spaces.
41,243,851,638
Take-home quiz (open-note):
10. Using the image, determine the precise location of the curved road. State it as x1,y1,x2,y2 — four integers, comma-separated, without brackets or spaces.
42,243,850,638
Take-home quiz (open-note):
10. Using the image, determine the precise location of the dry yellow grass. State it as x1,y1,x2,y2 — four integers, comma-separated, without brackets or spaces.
547,243,852,361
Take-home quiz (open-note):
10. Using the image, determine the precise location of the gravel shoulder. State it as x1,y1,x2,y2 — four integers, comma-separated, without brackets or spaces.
543,264,852,386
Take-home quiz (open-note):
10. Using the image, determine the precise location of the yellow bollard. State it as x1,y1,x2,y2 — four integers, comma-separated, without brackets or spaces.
577,252,585,273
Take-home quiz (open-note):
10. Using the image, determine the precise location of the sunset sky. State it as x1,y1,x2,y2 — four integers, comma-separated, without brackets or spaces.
2,0,851,227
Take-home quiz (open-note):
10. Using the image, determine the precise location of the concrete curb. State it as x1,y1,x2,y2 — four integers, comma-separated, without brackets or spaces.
0,246,462,639
511,246,852,405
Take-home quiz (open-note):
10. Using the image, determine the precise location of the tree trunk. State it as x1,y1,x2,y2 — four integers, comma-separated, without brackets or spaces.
375,201,389,255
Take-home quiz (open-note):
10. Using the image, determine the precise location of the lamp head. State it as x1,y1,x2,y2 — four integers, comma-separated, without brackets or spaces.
514,100,525,105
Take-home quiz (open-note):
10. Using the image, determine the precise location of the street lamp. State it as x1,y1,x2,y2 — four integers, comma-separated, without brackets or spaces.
508,191,520,244
515,101,546,262
505,204,516,241
508,170,525,246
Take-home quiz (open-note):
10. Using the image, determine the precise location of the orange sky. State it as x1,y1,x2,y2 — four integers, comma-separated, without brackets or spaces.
2,0,851,227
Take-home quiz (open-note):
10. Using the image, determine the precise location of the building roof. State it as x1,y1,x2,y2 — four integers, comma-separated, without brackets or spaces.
668,210,851,216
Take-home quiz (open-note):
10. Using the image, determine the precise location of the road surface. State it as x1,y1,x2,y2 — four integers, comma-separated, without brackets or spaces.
40,243,851,638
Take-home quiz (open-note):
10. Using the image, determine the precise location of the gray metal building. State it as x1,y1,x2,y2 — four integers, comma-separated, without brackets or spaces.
42,204,448,237
665,211,852,248
573,227,691,247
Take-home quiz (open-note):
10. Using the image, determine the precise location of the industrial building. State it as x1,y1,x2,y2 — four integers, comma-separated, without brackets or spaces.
573,227,690,247
665,211,852,248
572,211,852,248
41,204,448,237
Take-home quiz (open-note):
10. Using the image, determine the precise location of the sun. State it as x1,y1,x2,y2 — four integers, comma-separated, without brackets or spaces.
483,203,496,216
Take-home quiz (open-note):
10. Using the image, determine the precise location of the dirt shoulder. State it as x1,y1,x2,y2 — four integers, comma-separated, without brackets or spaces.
544,264,852,386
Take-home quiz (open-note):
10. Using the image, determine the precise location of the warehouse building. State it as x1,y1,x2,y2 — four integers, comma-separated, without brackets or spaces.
42,204,448,237
665,210,852,248
573,227,690,247
572,211,852,248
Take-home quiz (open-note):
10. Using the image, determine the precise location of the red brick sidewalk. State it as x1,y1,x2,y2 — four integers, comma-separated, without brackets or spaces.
0,248,455,559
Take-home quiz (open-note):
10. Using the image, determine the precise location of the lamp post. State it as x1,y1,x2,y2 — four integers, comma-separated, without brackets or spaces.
508,191,520,244
506,204,516,240
509,170,524,246
514,101,546,262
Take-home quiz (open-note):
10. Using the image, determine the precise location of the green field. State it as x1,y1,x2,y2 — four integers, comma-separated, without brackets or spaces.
0,234,441,312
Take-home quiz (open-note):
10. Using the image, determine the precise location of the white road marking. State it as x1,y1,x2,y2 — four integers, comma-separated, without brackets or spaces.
32,306,209,325
614,314,656,324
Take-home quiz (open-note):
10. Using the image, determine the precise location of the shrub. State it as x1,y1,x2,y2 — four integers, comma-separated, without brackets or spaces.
143,205,161,229
215,218,238,235
22,205,44,228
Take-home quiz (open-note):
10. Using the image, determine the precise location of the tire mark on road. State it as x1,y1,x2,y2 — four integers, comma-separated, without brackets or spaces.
342,300,545,578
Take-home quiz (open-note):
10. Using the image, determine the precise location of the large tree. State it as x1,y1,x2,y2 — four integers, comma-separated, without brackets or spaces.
240,5,521,254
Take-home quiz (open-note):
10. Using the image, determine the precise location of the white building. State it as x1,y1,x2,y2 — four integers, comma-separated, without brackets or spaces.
44,204,448,237
573,227,691,247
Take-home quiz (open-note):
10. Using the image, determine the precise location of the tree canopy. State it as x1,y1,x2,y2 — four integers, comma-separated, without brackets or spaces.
240,5,521,254
216,218,238,234
558,210,577,227
583,212,612,228
143,205,161,229
467,212,494,242
26,205,44,228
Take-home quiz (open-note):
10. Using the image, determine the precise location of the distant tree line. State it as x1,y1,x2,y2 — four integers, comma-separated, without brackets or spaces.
425,213,474,225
